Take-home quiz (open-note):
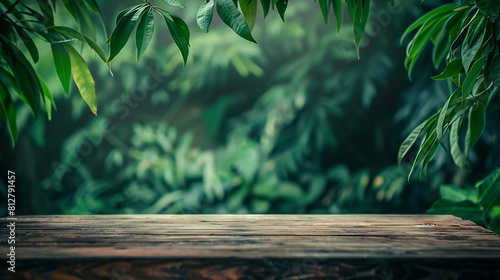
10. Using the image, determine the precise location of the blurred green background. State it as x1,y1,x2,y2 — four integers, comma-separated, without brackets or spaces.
1,0,499,217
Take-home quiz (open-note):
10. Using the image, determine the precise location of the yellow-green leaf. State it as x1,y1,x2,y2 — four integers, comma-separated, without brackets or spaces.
65,44,97,115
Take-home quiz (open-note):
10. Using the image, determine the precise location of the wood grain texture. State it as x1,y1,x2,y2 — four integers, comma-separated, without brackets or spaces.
1,215,500,279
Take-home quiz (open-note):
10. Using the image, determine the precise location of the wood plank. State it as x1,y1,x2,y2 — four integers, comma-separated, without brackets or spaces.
1,215,500,279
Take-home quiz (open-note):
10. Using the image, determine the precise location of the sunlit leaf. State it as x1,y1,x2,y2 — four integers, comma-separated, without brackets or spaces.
65,44,97,115
197,0,215,32
239,0,258,31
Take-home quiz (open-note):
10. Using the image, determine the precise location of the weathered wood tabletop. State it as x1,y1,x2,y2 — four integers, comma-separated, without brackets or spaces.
1,214,500,279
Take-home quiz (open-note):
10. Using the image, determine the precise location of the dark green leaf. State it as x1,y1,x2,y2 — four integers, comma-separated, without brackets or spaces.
107,5,148,62
260,0,271,19
13,25,39,63
465,101,485,156
275,0,288,22
136,8,155,62
318,0,331,24
160,11,190,65
51,43,71,94
475,0,500,21
216,0,256,43
197,0,215,32
0,80,17,145
0,34,41,117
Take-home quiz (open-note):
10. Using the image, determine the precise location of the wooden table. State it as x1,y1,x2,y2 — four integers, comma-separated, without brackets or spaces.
1,215,500,279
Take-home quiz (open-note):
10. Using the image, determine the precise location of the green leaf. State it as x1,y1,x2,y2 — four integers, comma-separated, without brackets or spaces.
405,17,449,78
332,0,343,33
420,138,439,179
347,0,370,56
427,199,483,224
163,0,185,8
239,0,258,31
462,55,487,99
439,185,474,203
318,0,331,24
13,25,39,63
450,114,468,169
398,116,431,165
401,3,459,43
51,43,71,94
432,58,463,80
0,80,17,145
475,0,500,21
136,8,155,62
275,0,288,22
37,74,54,121
461,15,487,72
197,0,215,32
490,53,500,88
408,130,437,180
437,87,460,143
115,5,142,25
216,0,256,43
477,169,500,214
107,5,148,62
158,10,190,65
47,26,107,62
465,101,485,156
65,44,97,115
431,28,449,69
71,0,97,41
260,0,271,19
0,34,41,117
